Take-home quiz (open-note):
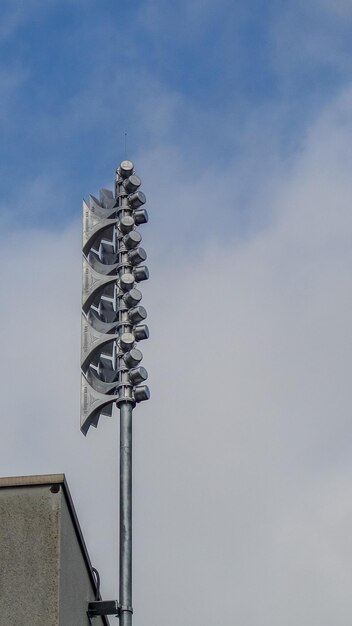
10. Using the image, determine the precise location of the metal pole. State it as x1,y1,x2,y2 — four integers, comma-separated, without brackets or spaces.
81,161,150,622
119,401,133,626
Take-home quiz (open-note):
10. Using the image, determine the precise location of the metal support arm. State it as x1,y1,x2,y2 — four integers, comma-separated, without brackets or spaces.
88,600,134,618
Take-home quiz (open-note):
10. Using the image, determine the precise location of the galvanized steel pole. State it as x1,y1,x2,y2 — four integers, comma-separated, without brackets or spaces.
119,401,133,626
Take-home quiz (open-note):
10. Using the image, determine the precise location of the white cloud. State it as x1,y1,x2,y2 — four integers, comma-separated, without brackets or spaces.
1,87,352,625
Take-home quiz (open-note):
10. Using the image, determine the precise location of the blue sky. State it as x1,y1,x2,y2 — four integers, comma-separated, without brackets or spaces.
2,0,352,232
1,2,352,625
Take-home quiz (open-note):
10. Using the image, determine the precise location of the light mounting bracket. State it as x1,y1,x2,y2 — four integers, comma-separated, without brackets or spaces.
88,600,134,618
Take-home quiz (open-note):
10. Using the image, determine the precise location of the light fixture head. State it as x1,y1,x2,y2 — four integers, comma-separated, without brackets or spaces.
133,266,149,283
123,288,142,308
119,215,135,234
123,348,143,368
123,230,142,250
133,208,149,225
128,247,147,266
128,191,146,209
129,366,148,385
118,160,134,179
134,324,149,341
120,332,135,352
128,305,147,324
134,385,150,402
119,273,135,292
123,175,141,194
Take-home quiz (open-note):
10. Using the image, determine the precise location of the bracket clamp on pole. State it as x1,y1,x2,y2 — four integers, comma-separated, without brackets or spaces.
88,600,131,618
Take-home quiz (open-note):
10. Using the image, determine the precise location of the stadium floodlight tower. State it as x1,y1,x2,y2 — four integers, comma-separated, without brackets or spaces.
80,160,150,624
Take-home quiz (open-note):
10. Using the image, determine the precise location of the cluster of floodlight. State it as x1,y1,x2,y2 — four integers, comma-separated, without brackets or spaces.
80,160,150,434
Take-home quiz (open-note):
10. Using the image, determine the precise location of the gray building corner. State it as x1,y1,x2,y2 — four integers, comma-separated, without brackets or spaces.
0,474,110,626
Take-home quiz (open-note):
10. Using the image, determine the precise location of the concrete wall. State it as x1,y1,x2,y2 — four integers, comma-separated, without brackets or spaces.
0,477,108,626
59,488,104,626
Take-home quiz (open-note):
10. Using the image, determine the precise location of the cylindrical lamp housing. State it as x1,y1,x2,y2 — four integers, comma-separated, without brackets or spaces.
120,332,135,352
123,288,142,308
119,216,135,234
120,273,135,292
133,266,149,283
123,175,141,194
123,231,142,250
128,191,146,209
133,208,149,225
123,348,143,368
129,366,148,385
134,325,149,341
118,160,134,179
134,385,150,402
128,247,147,266
128,306,147,324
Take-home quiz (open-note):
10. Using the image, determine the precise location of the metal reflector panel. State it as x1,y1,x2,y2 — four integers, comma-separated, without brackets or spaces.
100,188,116,209
82,200,118,255
80,374,119,435
89,194,117,218
81,314,118,372
88,253,120,276
81,258,117,313
89,195,117,218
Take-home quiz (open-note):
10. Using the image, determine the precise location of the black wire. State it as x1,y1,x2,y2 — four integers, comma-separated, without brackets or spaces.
92,567,101,600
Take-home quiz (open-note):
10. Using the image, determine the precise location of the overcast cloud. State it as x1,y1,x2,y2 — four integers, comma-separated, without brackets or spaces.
1,1,352,625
